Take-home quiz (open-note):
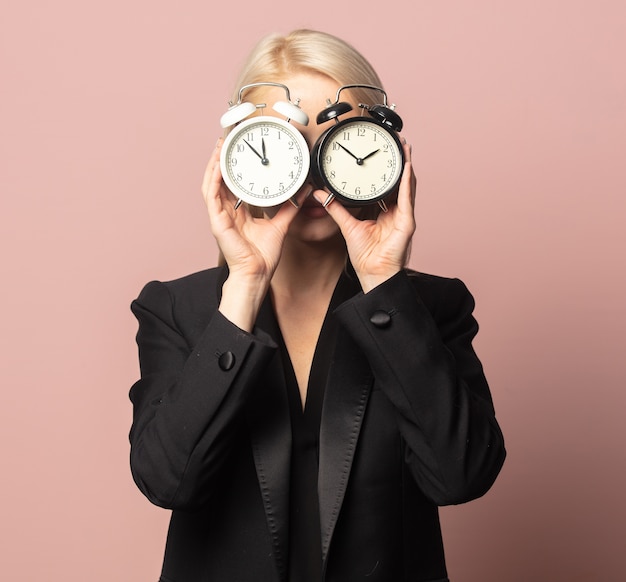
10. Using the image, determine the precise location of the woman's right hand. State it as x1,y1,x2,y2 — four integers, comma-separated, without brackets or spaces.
201,139,305,331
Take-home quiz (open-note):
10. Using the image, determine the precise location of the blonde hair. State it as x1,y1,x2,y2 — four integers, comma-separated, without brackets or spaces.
230,29,384,109
216,30,387,264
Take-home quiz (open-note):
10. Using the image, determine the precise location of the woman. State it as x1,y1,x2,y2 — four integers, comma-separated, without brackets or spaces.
129,29,505,582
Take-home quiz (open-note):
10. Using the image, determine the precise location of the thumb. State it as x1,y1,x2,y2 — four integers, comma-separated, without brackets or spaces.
312,191,357,233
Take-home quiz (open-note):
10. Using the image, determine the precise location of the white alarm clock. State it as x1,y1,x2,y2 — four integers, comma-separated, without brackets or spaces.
219,82,310,208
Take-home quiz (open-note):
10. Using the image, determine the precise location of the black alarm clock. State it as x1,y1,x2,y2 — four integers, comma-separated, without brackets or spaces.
310,84,405,210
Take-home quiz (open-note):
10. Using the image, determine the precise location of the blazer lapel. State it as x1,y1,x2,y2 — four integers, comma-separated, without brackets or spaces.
242,265,374,575
246,295,292,582
318,271,374,566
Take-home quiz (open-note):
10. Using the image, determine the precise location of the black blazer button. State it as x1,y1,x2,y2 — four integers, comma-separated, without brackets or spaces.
218,351,236,371
370,310,392,328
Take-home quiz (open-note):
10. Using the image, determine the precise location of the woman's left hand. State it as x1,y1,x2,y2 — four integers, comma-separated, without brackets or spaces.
313,140,416,293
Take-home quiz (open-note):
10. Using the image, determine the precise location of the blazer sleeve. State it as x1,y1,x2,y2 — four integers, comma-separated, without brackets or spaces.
333,270,506,506
129,279,277,510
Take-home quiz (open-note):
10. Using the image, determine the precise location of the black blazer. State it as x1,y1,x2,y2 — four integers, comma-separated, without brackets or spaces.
129,266,505,582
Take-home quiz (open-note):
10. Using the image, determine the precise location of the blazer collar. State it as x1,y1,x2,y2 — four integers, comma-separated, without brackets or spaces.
240,264,373,578
247,294,293,581
318,270,373,565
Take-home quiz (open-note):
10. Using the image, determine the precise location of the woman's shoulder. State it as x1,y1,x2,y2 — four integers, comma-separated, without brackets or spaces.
133,266,226,317
139,266,225,294
161,266,226,292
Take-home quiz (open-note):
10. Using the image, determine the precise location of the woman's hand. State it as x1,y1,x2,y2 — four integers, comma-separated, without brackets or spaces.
313,140,417,293
202,139,306,330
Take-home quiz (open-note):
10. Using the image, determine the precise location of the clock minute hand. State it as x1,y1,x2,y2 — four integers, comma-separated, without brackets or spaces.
337,143,364,165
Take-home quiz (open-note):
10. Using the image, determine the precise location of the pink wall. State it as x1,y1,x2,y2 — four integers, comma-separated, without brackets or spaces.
2,1,625,580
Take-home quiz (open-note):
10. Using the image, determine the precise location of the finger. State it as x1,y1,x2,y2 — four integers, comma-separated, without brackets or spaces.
268,186,312,228
204,146,235,222
201,138,223,202
407,141,417,206
204,160,225,214
312,190,359,233
396,140,416,215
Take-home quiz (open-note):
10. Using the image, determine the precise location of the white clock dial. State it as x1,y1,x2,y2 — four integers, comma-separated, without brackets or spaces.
220,116,310,207
317,119,403,203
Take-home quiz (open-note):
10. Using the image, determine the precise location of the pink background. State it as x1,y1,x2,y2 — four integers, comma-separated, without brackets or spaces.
2,1,625,580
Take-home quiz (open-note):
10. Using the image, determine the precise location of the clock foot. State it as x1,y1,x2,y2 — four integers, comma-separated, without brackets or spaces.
322,193,335,208
377,200,388,213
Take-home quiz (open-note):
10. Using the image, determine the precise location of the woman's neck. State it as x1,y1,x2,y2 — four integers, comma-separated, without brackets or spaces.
271,236,347,299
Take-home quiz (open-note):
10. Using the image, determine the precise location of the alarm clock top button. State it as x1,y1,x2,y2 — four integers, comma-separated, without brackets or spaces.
316,101,353,124
369,105,403,132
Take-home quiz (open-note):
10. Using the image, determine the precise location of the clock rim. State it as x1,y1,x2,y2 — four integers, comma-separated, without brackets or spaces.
311,116,405,205
220,115,311,207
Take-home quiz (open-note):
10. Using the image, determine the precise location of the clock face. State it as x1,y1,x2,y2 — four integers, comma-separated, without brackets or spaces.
314,118,404,204
220,116,310,207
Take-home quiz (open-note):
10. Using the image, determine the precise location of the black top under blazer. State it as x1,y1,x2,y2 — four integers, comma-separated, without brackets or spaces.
129,265,506,582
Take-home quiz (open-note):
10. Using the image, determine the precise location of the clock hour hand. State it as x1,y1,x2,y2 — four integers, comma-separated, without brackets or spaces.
361,148,380,161
244,139,269,165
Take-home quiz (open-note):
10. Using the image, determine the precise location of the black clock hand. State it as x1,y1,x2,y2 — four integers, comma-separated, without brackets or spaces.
244,139,269,165
261,138,268,165
361,148,380,161
337,143,365,165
